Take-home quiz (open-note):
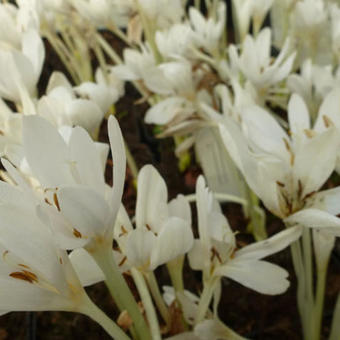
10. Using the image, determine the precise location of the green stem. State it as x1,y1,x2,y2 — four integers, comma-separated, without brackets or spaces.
88,244,151,340
145,272,170,325
302,229,314,339
131,268,161,340
290,240,307,337
80,294,131,340
314,266,327,340
167,257,184,293
195,277,218,324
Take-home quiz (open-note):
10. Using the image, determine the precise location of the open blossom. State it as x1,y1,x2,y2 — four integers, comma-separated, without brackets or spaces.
228,28,295,94
215,92,340,219
188,176,302,294
5,115,125,251
38,69,123,134
0,28,44,103
114,165,193,271
0,180,88,314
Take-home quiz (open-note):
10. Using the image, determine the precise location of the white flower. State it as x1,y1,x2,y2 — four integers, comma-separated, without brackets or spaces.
217,92,340,218
0,28,44,104
228,28,295,93
9,115,125,250
189,1,226,55
232,0,274,41
0,181,88,314
290,0,332,65
38,70,120,134
115,165,194,271
188,176,302,294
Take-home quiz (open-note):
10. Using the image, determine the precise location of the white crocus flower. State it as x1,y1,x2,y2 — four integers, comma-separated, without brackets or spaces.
228,28,295,97
290,0,332,66
217,92,340,219
0,181,89,314
155,23,195,59
112,44,157,81
0,28,44,105
232,0,274,42
287,60,340,120
13,115,124,251
138,0,184,29
114,165,193,272
37,71,118,134
189,1,226,56
188,176,302,295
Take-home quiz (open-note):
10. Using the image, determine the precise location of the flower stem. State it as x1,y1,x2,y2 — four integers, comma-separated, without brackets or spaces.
195,277,218,324
80,294,131,340
167,257,185,293
88,244,151,340
329,293,340,340
131,268,161,340
145,271,170,326
313,266,327,340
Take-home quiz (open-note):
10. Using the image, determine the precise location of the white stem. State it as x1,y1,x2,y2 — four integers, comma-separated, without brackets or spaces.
131,268,161,340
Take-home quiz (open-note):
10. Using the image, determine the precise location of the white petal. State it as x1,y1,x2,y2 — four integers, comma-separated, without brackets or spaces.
58,186,111,238
136,165,168,233
125,229,156,269
68,127,105,194
285,209,340,235
288,93,310,136
23,116,73,187
69,248,105,287
150,217,193,270
168,194,191,225
235,225,302,260
293,128,339,197
215,260,290,295
108,115,126,231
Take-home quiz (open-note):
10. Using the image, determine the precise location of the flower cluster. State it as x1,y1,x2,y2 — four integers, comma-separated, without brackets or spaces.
0,1,340,340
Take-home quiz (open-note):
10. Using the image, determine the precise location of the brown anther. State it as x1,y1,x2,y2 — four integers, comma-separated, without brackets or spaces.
0,130,4,136
73,228,82,238
44,198,52,205
118,256,127,267
59,257,63,264
118,225,128,237
145,224,151,231
283,138,291,152
10,270,38,284
210,247,223,264
276,181,285,187
53,193,60,211
323,115,333,128
302,191,316,201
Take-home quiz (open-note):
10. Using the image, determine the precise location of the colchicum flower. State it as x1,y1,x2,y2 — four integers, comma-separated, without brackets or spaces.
188,176,302,296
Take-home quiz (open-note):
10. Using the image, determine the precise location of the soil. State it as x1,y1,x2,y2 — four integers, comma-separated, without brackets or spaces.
1,25,340,340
